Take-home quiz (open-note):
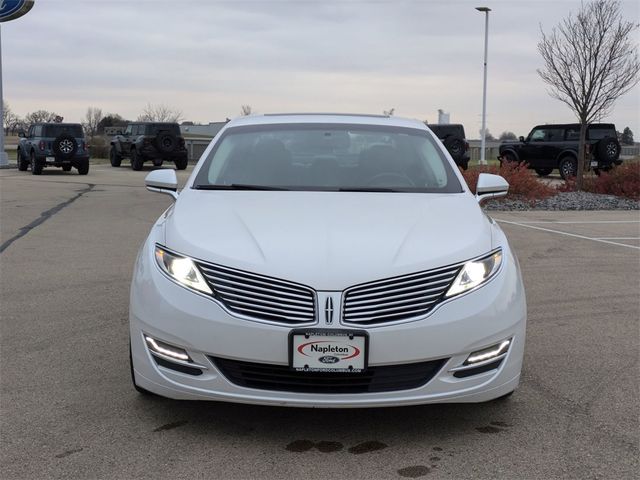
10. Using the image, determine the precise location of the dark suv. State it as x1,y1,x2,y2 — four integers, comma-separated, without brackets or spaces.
427,124,470,169
110,122,188,171
17,123,89,175
498,123,621,179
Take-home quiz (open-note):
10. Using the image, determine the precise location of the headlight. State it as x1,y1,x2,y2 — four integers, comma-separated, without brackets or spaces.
445,249,502,297
154,246,212,294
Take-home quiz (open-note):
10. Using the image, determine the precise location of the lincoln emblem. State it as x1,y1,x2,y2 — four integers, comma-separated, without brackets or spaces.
325,296,334,325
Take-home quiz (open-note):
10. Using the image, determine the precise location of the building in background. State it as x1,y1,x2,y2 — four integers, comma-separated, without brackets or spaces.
180,121,227,138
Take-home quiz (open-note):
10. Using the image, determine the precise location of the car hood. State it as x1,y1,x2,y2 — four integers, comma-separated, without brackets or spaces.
165,191,492,290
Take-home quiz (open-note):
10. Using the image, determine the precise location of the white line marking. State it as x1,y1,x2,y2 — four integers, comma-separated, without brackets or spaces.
496,219,640,250
593,237,640,240
504,220,640,224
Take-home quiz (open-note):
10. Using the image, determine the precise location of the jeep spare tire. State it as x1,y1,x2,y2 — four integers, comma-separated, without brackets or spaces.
444,136,465,161
156,131,178,153
596,137,620,162
53,134,78,160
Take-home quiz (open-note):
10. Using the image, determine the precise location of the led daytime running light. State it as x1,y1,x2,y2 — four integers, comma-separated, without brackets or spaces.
145,336,190,361
466,340,511,365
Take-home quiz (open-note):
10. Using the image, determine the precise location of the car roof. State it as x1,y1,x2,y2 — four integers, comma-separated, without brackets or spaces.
34,122,82,127
530,123,615,130
226,113,427,130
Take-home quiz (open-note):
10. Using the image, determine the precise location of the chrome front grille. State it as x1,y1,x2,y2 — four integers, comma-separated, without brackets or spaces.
342,264,461,325
196,262,316,324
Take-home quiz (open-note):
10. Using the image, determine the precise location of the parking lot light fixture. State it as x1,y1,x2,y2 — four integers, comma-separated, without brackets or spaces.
476,6,491,166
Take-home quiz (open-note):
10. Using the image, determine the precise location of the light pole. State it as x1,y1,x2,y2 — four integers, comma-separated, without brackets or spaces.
476,6,491,166
0,23,8,167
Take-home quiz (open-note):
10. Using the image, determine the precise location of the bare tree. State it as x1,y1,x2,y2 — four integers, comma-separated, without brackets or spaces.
2,99,10,130
137,103,183,123
383,108,395,116
83,106,102,138
538,0,639,188
24,110,60,124
240,105,253,116
2,100,19,135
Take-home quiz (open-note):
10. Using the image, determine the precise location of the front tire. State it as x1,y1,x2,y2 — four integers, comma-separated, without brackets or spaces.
129,342,153,396
131,149,143,171
110,146,122,167
174,156,188,170
500,152,517,167
534,167,553,177
559,156,577,180
77,160,89,175
17,149,28,171
30,151,43,175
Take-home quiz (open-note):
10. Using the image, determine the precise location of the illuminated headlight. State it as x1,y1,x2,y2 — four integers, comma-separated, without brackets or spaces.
446,249,502,297
154,246,212,294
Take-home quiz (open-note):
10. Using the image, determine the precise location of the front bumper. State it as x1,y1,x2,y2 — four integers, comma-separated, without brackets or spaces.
139,146,188,160
130,239,526,407
36,153,90,165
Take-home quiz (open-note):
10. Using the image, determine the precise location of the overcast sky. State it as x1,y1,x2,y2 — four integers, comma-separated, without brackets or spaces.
2,0,639,138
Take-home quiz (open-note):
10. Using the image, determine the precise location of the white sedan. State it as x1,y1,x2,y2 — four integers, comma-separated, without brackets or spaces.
129,113,526,407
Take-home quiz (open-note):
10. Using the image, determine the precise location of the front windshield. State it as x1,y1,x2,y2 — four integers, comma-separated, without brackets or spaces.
193,124,463,193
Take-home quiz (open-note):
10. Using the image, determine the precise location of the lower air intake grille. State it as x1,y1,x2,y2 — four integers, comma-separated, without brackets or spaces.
211,357,447,394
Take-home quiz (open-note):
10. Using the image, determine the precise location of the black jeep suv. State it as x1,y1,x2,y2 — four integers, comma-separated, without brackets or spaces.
427,124,470,170
498,123,621,180
17,123,89,175
110,122,188,170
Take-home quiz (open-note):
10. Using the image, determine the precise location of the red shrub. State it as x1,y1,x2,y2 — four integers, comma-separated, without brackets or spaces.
556,162,640,200
460,162,555,202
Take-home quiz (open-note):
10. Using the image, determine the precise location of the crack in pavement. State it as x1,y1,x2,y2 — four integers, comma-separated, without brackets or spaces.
0,183,96,254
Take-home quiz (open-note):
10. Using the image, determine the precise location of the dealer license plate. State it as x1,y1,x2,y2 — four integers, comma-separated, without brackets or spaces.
290,329,368,373
46,156,55,162
590,161,598,167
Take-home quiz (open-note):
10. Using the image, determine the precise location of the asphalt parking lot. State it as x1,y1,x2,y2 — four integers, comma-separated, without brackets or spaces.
1,165,638,480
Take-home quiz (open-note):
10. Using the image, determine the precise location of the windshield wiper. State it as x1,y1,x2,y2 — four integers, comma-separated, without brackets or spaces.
338,187,401,192
194,184,289,191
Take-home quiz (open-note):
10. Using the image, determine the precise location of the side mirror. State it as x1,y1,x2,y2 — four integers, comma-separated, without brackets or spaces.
145,169,179,200
18,131,25,137
475,173,509,204
519,136,525,142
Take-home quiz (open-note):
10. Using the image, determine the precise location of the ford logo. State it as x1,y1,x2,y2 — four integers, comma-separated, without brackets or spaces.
319,356,340,364
0,0,35,23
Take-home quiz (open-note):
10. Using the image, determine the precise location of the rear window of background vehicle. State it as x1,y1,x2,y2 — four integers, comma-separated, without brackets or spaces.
144,124,180,136
194,124,464,193
566,126,616,141
428,125,465,139
44,125,84,138
588,126,616,140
